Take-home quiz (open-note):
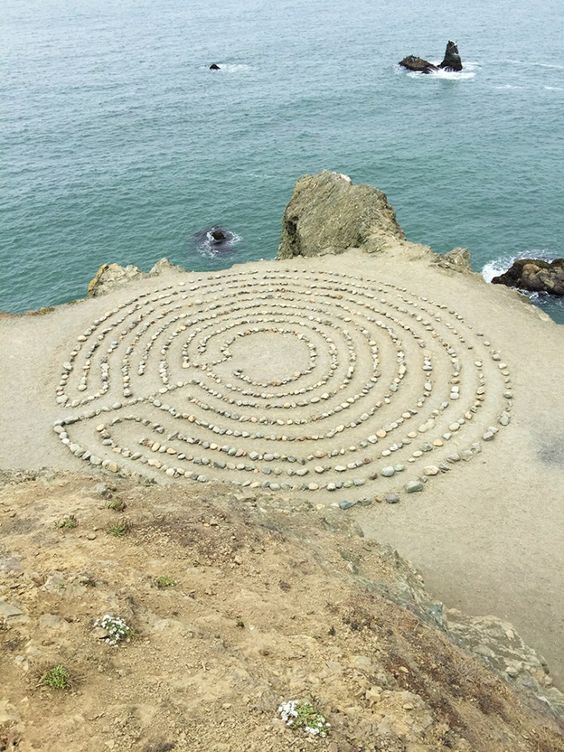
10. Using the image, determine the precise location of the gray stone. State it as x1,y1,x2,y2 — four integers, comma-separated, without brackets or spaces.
0,600,25,620
405,480,424,493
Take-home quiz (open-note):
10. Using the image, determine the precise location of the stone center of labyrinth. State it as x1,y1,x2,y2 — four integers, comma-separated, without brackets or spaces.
53,268,513,500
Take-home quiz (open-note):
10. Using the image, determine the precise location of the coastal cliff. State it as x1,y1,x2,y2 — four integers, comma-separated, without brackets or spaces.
1,173,563,749
277,171,405,259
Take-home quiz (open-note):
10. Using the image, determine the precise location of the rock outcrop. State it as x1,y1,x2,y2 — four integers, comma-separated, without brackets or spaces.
87,258,182,297
399,41,463,74
492,258,564,296
399,55,438,74
439,40,463,71
434,246,473,272
277,171,405,259
209,63,220,70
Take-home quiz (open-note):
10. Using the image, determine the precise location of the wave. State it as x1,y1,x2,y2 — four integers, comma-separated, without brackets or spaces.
205,63,252,73
404,61,479,81
482,251,564,318
482,249,559,283
504,59,564,71
193,227,242,259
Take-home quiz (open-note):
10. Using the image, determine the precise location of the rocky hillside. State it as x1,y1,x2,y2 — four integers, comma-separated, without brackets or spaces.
1,472,562,752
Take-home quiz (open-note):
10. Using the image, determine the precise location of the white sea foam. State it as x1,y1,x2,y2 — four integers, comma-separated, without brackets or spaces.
405,61,478,81
482,249,558,283
210,63,252,73
197,231,242,259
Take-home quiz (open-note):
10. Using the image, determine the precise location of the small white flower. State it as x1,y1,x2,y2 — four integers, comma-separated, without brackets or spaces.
277,699,330,737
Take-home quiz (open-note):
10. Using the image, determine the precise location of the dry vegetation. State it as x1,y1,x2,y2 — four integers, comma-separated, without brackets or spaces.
1,472,563,751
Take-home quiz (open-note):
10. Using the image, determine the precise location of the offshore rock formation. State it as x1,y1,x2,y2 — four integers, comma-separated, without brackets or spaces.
439,40,463,71
277,171,405,259
492,258,564,296
400,40,463,74
209,63,220,70
193,226,238,254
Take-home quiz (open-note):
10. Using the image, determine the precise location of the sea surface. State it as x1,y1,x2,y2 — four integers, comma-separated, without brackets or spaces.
1,0,563,321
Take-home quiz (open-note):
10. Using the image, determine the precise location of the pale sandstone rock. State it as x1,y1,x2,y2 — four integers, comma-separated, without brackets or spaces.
277,171,405,259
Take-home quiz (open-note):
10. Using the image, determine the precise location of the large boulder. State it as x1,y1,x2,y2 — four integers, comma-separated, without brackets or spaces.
399,55,438,74
277,171,404,259
434,246,473,272
491,258,564,296
439,40,463,71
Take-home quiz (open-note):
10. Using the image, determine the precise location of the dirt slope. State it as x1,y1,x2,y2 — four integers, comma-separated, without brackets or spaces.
1,473,562,752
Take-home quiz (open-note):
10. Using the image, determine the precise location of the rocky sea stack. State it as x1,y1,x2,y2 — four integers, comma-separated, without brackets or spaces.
399,40,463,74
492,257,564,296
277,170,404,258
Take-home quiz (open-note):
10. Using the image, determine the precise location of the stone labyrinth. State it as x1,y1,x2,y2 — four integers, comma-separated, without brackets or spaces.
53,268,513,501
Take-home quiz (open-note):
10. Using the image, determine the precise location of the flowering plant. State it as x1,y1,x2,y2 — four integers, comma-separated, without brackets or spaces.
278,699,330,737
95,614,132,645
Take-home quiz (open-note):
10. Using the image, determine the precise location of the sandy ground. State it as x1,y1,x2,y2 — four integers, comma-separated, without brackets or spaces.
0,245,563,689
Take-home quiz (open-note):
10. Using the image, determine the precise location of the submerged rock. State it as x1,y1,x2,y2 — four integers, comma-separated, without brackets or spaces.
491,258,564,296
277,171,404,259
193,227,239,255
399,41,463,74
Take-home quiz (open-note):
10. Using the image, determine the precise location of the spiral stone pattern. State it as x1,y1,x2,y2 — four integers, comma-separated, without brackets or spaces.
53,268,513,499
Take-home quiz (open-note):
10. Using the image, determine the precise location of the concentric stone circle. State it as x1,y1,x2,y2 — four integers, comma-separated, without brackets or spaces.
53,267,513,499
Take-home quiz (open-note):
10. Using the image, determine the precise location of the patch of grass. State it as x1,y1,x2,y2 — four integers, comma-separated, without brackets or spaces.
153,575,177,589
107,519,130,537
56,515,78,530
106,498,127,512
41,664,71,690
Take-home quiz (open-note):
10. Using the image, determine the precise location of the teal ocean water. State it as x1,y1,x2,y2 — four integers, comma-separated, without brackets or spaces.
1,0,563,321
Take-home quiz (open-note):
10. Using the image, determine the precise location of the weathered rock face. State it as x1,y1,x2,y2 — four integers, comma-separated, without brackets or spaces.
277,171,405,259
87,263,144,297
399,55,438,74
434,247,473,272
87,258,182,297
399,41,463,74
439,40,463,71
491,258,564,296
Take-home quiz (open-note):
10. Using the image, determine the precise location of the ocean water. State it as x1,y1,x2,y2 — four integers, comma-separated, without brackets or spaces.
1,0,563,321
